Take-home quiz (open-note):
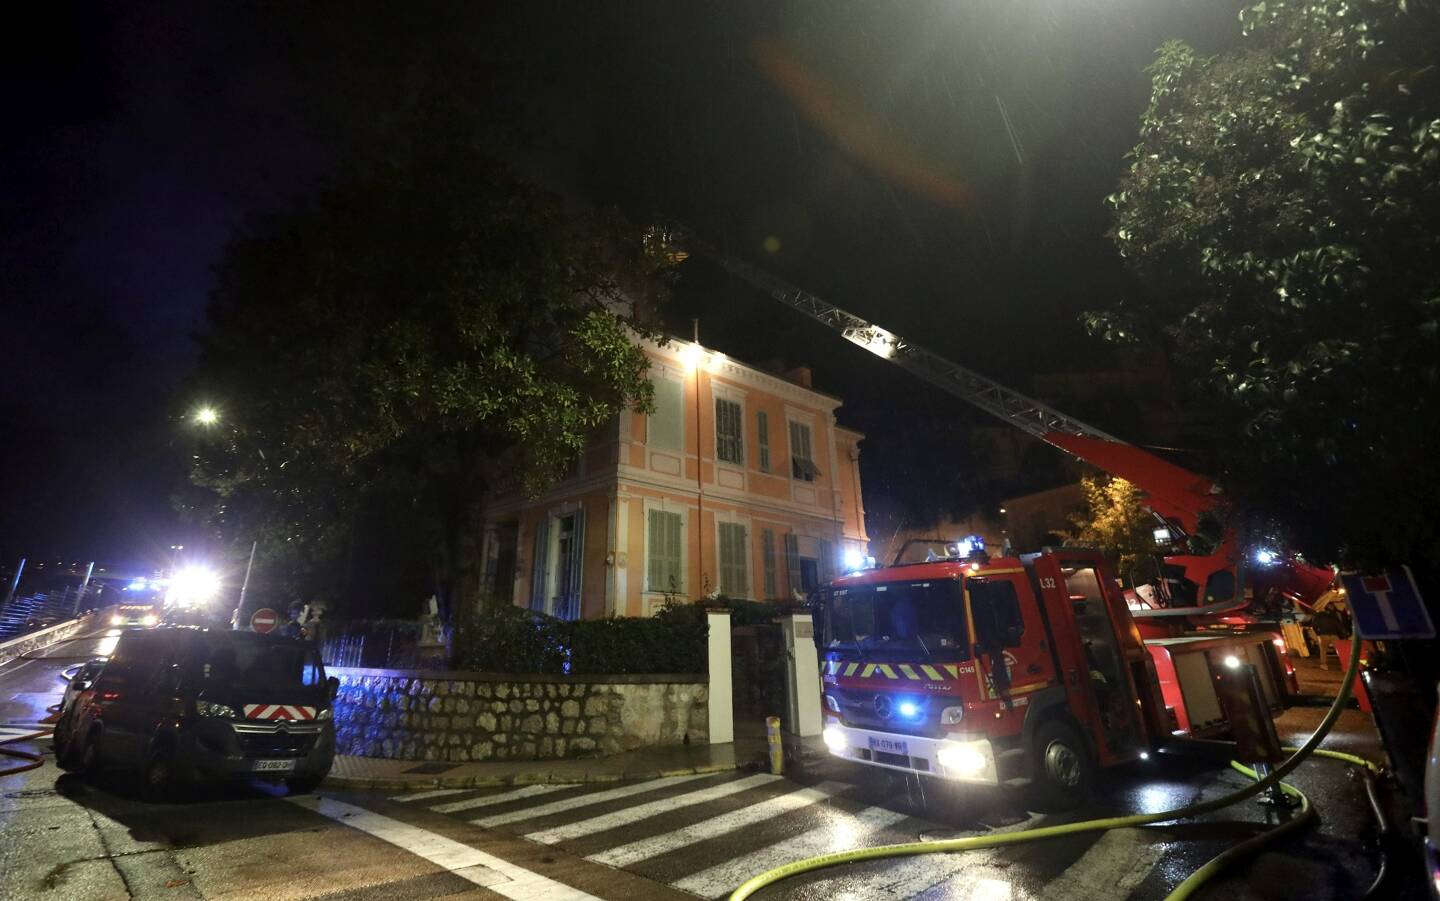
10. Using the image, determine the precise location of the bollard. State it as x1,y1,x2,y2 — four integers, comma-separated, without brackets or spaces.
766,716,784,775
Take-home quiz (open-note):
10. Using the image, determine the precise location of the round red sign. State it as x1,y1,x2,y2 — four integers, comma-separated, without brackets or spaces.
250,607,280,634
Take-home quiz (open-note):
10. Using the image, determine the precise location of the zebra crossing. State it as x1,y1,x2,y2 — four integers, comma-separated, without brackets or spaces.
388,771,1157,899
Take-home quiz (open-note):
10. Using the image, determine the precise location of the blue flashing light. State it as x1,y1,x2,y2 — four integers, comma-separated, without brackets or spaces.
950,535,986,558
1254,548,1279,566
125,578,148,591
897,700,920,719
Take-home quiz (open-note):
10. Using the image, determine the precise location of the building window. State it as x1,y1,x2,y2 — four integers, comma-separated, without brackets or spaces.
715,398,744,465
648,376,684,452
789,420,819,481
718,522,749,597
757,411,771,472
761,529,777,598
647,509,684,594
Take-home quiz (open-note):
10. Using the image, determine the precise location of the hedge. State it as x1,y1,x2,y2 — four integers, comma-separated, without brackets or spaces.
451,601,709,675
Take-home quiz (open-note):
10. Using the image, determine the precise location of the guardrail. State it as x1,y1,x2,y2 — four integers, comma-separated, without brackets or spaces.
0,611,100,666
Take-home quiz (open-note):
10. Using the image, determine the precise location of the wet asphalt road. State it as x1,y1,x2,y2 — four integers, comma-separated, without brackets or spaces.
0,627,1410,899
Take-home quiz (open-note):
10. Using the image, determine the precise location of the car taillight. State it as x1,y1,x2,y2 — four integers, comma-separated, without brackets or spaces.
100,691,122,702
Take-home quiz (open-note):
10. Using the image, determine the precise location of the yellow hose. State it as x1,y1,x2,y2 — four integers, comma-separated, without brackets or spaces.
729,633,1366,901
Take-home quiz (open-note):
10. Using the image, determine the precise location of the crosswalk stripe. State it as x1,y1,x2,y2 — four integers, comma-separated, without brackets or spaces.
800,811,1044,898
525,773,781,844
1038,828,1162,900
433,783,572,814
673,805,910,898
390,788,469,803
590,781,849,868
473,773,711,829
290,794,600,900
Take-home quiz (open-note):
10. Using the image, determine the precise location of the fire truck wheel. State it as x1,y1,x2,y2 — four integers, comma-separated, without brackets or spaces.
1031,720,1093,809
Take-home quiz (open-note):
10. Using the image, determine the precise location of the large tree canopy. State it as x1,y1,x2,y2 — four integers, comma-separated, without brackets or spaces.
1095,0,1440,568
184,148,674,616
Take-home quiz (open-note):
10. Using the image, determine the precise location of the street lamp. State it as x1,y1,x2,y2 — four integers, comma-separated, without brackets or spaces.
194,407,219,425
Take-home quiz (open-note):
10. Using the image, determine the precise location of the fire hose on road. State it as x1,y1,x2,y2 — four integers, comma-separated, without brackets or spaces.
730,632,1371,901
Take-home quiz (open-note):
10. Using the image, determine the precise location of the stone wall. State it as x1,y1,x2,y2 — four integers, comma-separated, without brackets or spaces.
331,667,709,762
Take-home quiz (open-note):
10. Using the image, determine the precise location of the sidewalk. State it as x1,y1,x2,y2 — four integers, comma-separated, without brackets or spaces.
325,739,765,792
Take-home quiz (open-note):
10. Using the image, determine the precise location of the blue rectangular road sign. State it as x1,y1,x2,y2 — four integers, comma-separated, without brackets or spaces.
1340,566,1435,640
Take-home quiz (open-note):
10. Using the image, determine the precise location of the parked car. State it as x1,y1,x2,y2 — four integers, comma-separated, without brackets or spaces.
53,658,108,767
67,627,338,800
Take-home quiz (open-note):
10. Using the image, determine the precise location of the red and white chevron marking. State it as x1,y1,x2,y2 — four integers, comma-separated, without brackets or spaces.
242,703,317,721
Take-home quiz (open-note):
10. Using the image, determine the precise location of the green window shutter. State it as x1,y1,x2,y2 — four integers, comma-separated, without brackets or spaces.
649,377,684,451
716,398,743,464
648,510,684,594
757,411,770,472
529,518,550,611
817,537,834,584
784,533,801,598
789,421,817,481
761,529,777,598
718,522,747,597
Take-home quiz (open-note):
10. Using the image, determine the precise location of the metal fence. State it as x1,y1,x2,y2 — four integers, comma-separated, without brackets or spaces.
318,619,436,670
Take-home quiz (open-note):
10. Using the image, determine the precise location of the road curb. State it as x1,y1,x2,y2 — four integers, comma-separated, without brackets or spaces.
323,759,738,793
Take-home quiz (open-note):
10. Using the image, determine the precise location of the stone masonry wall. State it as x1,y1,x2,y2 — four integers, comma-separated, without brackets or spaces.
331,667,709,762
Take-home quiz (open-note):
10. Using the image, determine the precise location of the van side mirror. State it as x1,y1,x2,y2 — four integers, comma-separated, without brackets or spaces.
326,676,340,700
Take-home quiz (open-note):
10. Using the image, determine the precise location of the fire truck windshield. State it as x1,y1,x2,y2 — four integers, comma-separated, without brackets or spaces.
822,580,969,661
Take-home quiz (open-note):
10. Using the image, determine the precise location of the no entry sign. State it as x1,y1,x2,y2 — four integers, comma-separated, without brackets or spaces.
250,607,280,634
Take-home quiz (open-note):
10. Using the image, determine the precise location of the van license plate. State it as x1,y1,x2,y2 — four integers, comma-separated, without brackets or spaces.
252,759,296,773
868,736,908,755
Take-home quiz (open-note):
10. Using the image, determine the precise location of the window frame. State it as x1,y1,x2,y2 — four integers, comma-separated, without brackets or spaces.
715,397,744,465
717,520,750,598
789,420,818,482
757,410,771,473
645,508,686,595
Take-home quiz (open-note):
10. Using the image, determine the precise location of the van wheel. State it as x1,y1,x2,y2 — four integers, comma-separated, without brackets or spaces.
53,717,74,769
1030,720,1093,810
141,746,180,802
80,730,104,779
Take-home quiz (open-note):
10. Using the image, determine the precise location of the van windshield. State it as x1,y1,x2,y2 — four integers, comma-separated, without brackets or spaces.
822,580,969,661
200,639,325,690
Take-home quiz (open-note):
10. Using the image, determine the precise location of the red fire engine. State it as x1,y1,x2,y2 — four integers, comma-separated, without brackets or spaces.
817,539,1292,805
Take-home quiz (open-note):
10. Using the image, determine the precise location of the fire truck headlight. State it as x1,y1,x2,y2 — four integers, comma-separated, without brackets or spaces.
822,725,848,754
936,742,987,774
824,693,841,713
111,614,125,626
141,614,159,627
940,706,965,725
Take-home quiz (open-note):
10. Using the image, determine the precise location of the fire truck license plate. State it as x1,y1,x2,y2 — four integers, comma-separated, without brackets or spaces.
252,759,296,773
868,736,908,755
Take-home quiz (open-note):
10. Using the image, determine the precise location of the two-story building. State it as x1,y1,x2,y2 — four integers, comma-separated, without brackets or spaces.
478,337,869,618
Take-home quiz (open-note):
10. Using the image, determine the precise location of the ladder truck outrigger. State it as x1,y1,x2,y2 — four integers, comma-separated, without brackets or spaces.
692,244,1330,797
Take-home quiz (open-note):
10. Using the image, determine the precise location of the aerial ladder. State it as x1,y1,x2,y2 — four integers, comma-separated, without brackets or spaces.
692,243,1335,630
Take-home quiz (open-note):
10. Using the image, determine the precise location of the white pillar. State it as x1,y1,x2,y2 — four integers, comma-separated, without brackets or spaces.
706,610,734,744
783,613,822,736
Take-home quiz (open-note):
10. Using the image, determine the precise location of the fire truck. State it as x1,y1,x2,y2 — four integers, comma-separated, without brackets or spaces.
696,244,1335,636
816,538,1292,805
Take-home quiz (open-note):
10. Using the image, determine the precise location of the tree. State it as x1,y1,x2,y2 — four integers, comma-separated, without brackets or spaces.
1094,0,1440,569
1068,476,1159,588
184,146,675,618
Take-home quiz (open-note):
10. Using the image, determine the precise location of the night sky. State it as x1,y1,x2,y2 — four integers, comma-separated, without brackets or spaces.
1,1,1249,572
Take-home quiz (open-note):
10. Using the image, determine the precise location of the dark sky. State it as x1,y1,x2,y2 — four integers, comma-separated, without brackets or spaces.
0,0,1247,571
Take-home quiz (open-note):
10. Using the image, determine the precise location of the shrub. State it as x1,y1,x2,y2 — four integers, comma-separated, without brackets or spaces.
451,601,708,675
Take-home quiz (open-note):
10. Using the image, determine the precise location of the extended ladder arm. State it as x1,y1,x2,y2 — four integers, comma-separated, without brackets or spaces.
702,247,1125,446
699,245,1221,532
